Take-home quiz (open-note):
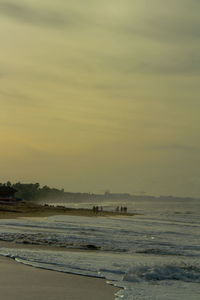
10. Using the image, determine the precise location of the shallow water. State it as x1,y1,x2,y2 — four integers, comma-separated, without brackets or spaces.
0,198,199,299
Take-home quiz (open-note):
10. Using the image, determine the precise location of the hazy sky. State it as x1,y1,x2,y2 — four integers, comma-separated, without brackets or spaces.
1,0,200,197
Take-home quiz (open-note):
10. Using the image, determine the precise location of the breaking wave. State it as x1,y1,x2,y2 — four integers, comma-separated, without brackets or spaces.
123,263,200,283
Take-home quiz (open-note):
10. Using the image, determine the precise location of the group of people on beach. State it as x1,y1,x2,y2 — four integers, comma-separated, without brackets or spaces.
115,206,128,213
92,205,128,213
92,206,103,213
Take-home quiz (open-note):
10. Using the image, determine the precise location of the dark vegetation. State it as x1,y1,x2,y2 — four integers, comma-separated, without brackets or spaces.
0,181,196,203
0,181,66,201
0,181,133,202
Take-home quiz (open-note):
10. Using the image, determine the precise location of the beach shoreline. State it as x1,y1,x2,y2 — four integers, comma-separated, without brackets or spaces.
0,202,136,219
0,207,122,299
0,255,119,300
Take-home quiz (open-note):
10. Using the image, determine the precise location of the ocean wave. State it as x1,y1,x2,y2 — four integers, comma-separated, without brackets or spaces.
123,263,200,283
136,248,184,256
1,247,200,300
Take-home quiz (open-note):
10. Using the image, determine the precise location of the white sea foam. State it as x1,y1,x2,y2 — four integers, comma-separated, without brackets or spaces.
123,263,200,282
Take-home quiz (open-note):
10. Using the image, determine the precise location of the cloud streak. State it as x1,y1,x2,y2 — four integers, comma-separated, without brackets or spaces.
0,1,85,29
153,143,200,154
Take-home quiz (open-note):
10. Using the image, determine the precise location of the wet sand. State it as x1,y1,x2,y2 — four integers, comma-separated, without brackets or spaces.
0,256,118,300
0,202,135,219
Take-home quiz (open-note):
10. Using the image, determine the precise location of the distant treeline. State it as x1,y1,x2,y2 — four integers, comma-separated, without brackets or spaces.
0,182,196,202
0,182,65,201
0,182,133,202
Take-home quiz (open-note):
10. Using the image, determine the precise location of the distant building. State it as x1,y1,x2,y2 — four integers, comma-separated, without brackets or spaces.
0,186,18,204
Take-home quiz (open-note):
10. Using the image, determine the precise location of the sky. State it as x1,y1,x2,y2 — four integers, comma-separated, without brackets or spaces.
1,0,200,197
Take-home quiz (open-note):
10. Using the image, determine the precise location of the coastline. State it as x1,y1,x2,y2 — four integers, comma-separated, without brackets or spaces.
0,206,123,299
0,256,119,300
0,202,135,219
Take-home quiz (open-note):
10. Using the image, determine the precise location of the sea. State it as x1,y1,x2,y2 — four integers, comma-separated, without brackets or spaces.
0,197,199,300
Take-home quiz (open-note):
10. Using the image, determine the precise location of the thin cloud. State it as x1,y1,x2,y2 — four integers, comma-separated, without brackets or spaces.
122,16,200,43
0,1,85,29
116,0,200,44
100,50,200,76
153,143,200,154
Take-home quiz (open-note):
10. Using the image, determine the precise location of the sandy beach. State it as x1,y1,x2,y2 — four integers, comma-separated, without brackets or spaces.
0,256,118,300
0,202,134,219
